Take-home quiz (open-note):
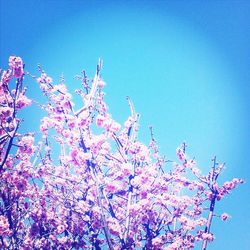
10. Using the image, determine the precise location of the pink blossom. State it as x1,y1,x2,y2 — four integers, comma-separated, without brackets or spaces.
58,236,69,246
122,163,133,177
1,69,12,84
46,76,53,83
23,236,33,247
16,93,32,109
221,212,230,221
0,216,9,236
0,107,13,118
202,233,214,242
49,234,57,242
54,84,67,93
9,56,24,78
77,111,89,126
97,79,106,88
57,224,66,234
106,181,120,193
34,239,43,248
0,56,243,250
8,56,21,68
195,217,207,226
13,66,24,78
45,146,51,152
107,218,121,236
153,151,160,159
70,148,78,159
110,121,121,133
18,136,35,154
152,237,164,248
176,147,186,161
36,77,42,83
61,129,71,138
192,167,200,175
124,116,135,128
41,72,47,79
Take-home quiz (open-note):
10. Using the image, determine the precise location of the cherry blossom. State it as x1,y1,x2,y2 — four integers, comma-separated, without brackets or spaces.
0,56,243,249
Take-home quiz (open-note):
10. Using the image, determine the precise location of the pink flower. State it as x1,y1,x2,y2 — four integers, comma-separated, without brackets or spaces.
110,121,121,133
46,76,53,84
9,56,23,78
107,218,121,236
0,56,244,249
13,66,24,78
192,167,200,175
232,178,240,185
34,239,43,248
18,136,35,154
176,147,186,162
202,233,214,242
221,213,230,221
206,192,214,201
153,151,160,159
0,107,13,119
124,116,135,128
67,121,75,130
70,148,78,159
152,237,163,248
66,115,76,129
77,111,89,126
1,70,12,84
45,146,51,152
58,236,70,246
122,163,133,177
8,56,20,68
97,79,106,88
61,129,71,138
49,234,57,242
0,216,10,236
16,93,32,109
57,224,66,234
54,84,67,93
106,182,119,193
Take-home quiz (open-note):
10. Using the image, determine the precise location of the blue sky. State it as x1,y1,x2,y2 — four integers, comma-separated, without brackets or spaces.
1,0,249,249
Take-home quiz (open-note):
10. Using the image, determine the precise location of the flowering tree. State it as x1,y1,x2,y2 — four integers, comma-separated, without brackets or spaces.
0,56,243,249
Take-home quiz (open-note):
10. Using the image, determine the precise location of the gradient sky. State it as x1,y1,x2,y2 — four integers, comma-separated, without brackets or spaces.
1,1,249,249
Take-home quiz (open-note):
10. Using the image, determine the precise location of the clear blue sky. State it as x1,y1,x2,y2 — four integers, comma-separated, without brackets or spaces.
1,1,249,249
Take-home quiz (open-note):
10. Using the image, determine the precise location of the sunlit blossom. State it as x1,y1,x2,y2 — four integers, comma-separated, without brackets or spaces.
0,56,243,249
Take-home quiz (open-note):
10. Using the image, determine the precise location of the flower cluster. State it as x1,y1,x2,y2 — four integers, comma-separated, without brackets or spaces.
0,215,10,236
9,56,24,78
0,56,243,249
